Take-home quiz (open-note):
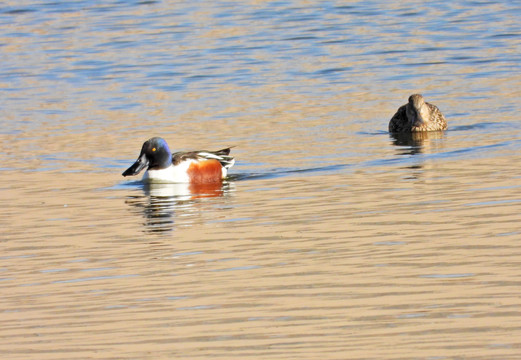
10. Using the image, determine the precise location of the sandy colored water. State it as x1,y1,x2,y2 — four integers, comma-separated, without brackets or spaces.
1,1,521,359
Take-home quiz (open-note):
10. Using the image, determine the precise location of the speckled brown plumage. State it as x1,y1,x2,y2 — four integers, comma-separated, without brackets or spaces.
389,94,447,133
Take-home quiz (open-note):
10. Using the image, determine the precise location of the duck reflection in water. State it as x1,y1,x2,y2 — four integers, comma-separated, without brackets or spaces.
388,130,448,181
125,181,234,233
390,131,446,155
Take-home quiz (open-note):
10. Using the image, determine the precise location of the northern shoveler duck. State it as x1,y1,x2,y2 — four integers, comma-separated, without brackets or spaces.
122,137,235,183
389,94,447,133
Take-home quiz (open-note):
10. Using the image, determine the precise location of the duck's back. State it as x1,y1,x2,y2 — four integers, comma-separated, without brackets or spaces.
425,103,447,131
388,105,408,133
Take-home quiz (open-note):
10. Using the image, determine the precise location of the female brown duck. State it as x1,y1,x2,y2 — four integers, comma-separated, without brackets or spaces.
389,94,447,132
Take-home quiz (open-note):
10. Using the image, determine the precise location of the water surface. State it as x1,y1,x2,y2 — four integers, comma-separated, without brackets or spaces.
1,1,521,359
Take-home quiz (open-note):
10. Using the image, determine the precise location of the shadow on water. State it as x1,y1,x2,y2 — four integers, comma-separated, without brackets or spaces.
385,120,519,155
449,121,521,132
387,120,519,159
228,163,350,182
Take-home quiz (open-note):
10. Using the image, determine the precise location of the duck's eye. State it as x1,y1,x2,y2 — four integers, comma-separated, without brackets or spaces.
152,148,156,152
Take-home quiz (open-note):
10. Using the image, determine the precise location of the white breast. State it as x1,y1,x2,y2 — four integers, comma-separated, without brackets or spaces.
143,161,194,183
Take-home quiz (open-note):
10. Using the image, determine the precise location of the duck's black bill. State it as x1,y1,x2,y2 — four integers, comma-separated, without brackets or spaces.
122,154,148,177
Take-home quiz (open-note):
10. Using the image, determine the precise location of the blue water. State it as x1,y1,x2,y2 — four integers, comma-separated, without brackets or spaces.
2,1,520,128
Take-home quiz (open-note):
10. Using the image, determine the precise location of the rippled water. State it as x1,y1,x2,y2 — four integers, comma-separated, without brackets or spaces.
2,1,521,359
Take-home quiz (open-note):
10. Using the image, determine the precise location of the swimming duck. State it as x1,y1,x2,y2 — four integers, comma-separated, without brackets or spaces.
389,94,447,132
122,137,235,183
